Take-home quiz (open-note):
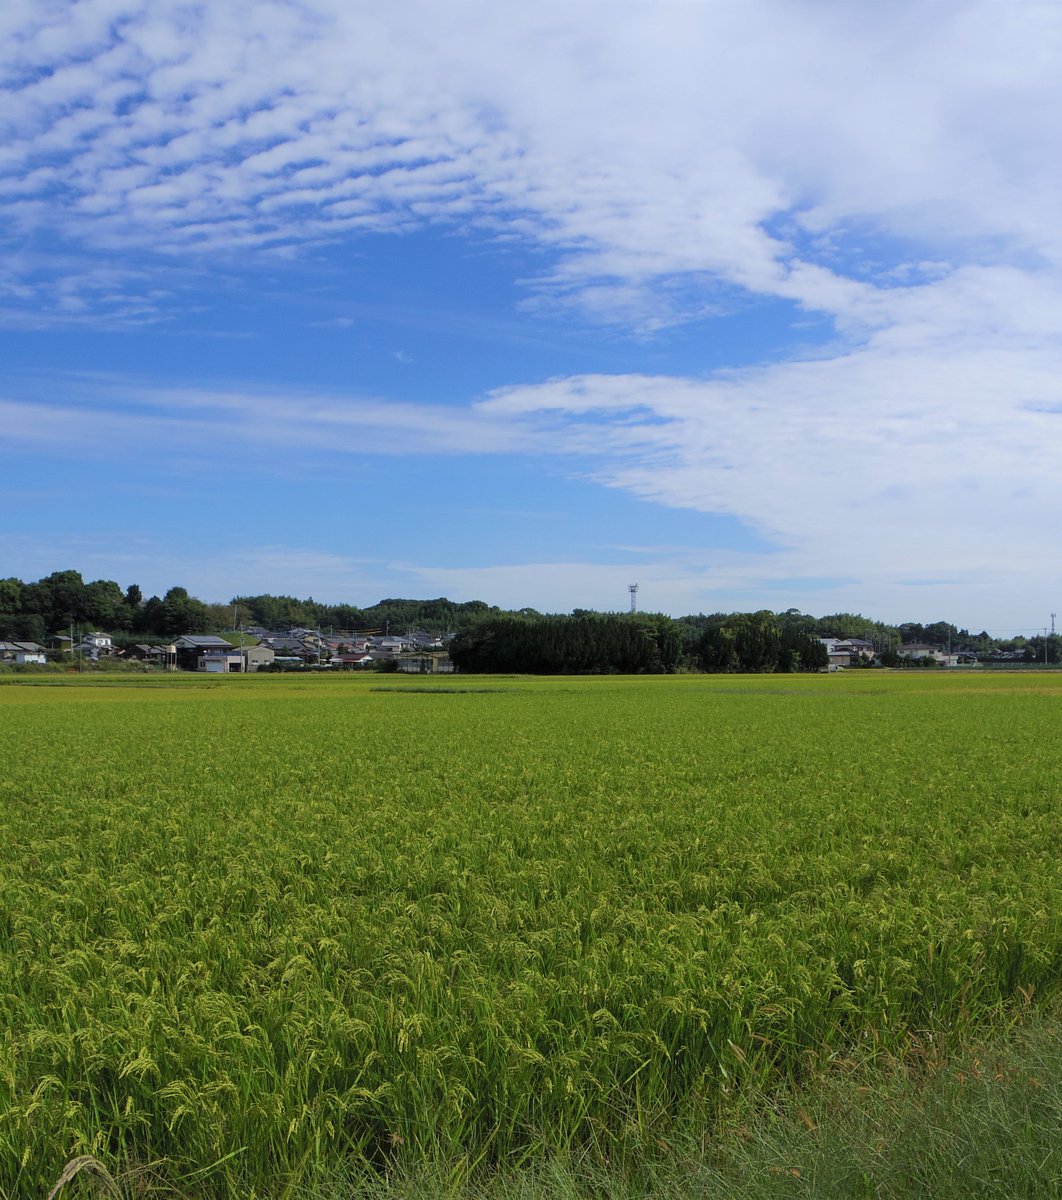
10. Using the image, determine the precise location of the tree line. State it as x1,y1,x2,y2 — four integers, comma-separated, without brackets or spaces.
2,569,1056,669
0,572,213,642
230,593,501,635
450,613,684,674
0,572,503,644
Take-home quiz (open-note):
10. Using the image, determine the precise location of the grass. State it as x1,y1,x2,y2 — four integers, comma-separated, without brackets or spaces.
48,1016,1062,1198
3,671,1062,1196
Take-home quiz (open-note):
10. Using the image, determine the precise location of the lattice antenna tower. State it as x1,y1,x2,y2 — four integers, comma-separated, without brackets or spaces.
629,583,638,613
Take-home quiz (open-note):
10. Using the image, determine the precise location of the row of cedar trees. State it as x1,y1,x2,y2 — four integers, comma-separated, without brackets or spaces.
449,611,829,674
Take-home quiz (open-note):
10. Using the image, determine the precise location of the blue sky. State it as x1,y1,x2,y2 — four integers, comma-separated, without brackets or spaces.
3,1,1062,632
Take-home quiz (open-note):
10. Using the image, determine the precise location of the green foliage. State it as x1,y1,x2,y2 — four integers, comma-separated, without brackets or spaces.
450,613,682,673
351,1017,1062,1200
0,571,148,640
814,612,895,642
159,586,209,637
695,611,827,673
133,594,165,636
85,580,128,631
15,569,88,633
230,591,321,630
230,593,500,635
0,577,23,613
1024,634,1062,664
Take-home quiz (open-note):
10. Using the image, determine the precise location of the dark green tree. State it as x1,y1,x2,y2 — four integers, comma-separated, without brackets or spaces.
23,569,87,631
451,613,681,674
160,587,209,637
134,596,166,636
85,580,127,630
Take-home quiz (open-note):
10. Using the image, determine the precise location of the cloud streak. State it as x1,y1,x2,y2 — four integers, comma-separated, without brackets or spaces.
481,337,1062,596
0,373,541,458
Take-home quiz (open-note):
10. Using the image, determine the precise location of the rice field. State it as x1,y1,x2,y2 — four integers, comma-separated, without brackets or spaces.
2,672,1061,1196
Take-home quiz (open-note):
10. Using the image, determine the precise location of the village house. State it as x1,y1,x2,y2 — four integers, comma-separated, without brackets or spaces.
259,634,321,661
818,637,875,668
334,653,373,669
125,643,176,668
396,654,455,674
897,643,960,666
173,634,237,671
0,640,47,664
239,645,276,672
77,632,114,660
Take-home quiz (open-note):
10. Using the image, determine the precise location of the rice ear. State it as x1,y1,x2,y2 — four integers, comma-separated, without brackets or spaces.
46,1155,123,1200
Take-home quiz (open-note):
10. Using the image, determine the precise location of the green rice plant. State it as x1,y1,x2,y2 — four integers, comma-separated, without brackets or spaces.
1,672,1061,1195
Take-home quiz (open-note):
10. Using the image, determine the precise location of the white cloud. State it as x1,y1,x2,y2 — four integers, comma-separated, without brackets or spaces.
477,265,1062,618
3,1,1061,316
0,373,541,458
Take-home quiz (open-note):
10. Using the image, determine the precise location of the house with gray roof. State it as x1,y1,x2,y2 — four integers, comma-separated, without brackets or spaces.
0,641,47,664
